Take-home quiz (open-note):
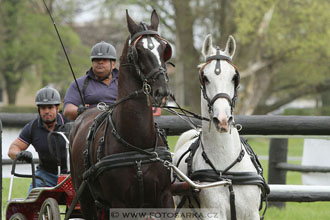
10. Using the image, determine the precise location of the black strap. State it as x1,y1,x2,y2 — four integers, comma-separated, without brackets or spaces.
228,184,236,220
64,180,87,220
130,30,159,43
205,54,232,63
186,136,201,177
83,147,171,180
109,113,158,156
136,161,144,205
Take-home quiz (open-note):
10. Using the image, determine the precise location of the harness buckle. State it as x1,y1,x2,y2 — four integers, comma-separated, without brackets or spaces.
143,81,151,95
97,102,109,112
149,152,159,162
163,160,171,169
237,149,245,162
136,160,142,172
111,128,118,138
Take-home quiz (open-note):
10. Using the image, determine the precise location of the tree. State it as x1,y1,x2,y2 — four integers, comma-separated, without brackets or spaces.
233,0,330,114
4,0,330,116
0,0,90,104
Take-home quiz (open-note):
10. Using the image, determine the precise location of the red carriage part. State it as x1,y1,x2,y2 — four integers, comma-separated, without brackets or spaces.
6,174,81,220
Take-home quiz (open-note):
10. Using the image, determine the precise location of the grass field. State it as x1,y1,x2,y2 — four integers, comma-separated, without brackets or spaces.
2,137,330,219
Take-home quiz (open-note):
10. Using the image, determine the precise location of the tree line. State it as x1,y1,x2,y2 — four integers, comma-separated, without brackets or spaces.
1,0,329,115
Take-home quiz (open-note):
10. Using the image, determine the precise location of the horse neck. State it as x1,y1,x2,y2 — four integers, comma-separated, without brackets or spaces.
113,42,156,149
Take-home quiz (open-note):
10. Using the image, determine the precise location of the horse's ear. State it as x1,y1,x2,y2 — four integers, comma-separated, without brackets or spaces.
150,9,159,31
126,9,139,35
224,35,236,58
202,34,214,57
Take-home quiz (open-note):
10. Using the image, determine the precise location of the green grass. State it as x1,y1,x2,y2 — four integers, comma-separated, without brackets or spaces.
3,137,330,219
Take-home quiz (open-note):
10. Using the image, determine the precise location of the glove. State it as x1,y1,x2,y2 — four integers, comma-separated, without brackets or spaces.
77,105,89,116
16,151,33,163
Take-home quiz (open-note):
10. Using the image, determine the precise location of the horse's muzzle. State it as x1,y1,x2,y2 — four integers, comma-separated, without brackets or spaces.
213,115,233,133
153,87,170,107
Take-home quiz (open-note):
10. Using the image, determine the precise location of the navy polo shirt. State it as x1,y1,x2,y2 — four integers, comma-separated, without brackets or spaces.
63,67,118,108
18,113,67,175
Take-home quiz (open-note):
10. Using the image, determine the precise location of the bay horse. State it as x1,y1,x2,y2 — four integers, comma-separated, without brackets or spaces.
69,10,174,219
172,35,269,220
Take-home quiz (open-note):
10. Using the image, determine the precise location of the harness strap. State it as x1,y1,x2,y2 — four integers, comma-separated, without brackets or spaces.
191,170,267,186
130,30,159,43
136,161,144,205
186,136,201,177
64,180,87,220
228,184,236,220
109,114,157,156
83,147,172,180
209,93,232,108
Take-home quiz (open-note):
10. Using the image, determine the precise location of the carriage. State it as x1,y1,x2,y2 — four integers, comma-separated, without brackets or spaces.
5,132,83,220
6,8,269,220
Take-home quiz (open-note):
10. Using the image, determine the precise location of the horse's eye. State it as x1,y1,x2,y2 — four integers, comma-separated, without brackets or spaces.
232,75,237,82
203,76,210,84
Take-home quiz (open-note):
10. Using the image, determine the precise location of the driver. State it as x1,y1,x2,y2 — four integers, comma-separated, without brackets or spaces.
8,86,68,193
63,41,118,121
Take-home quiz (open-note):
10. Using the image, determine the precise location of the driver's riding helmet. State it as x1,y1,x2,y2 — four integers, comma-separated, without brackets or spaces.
90,41,117,61
35,86,61,106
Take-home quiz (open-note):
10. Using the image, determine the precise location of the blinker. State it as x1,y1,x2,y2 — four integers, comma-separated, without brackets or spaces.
164,43,172,62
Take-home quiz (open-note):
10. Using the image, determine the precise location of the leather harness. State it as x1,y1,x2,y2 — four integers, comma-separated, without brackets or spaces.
174,133,270,220
65,24,173,219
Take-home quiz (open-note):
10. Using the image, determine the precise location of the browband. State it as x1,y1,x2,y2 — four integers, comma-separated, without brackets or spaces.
130,30,159,44
206,54,232,63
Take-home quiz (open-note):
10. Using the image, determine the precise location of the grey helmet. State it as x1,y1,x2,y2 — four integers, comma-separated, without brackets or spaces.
90,41,116,61
35,86,61,106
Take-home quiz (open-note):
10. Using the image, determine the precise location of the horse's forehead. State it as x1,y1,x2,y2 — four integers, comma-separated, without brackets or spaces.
204,59,235,79
204,48,234,77
141,37,161,65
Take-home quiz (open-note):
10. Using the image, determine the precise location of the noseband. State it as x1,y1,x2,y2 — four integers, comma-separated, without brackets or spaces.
199,47,240,116
127,22,172,97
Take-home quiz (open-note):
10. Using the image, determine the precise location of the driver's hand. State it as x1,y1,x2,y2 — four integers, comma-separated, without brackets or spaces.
16,151,33,163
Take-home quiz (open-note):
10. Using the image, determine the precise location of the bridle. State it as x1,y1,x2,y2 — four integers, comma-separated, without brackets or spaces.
199,46,240,116
126,22,172,99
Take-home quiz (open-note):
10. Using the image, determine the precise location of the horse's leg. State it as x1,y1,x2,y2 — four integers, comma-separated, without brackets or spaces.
79,187,98,220
160,190,175,208
234,186,261,220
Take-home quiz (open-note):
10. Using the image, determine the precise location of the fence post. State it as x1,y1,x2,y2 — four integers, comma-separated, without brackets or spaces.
0,119,2,218
268,138,288,208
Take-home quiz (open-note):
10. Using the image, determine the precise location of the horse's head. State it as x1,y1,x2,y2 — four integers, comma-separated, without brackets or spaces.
126,10,172,107
199,34,240,133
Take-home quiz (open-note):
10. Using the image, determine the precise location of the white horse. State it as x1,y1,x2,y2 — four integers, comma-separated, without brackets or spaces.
173,34,268,220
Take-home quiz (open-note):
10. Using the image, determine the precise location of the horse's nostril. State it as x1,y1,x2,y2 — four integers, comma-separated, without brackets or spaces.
154,87,169,98
213,117,220,126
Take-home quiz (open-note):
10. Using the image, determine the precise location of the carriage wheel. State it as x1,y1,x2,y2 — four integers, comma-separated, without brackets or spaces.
9,213,27,220
38,198,61,220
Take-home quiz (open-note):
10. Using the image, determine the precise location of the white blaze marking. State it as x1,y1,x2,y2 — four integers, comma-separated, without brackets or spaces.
142,37,161,65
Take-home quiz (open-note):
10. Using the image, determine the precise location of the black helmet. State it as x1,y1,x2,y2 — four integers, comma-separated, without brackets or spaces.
90,41,116,61
35,86,61,106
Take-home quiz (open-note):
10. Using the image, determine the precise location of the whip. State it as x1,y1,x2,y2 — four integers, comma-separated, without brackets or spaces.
42,0,85,106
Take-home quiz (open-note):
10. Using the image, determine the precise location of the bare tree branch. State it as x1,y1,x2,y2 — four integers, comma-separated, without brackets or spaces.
255,81,330,114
